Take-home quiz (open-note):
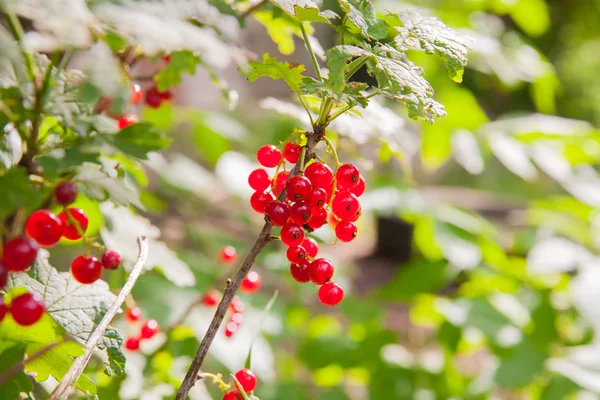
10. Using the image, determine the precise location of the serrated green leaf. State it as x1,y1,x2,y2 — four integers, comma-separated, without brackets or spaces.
293,5,338,23
254,10,302,55
154,51,201,91
0,343,33,399
339,0,388,40
0,167,43,219
76,162,143,209
107,122,172,160
325,45,368,92
36,146,101,177
301,77,369,107
238,53,306,91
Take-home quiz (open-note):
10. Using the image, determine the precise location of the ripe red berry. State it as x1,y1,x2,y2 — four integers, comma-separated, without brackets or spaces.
202,290,220,306
54,182,78,205
131,84,142,104
307,207,327,230
71,255,102,284
59,208,89,240
2,236,38,272
126,307,142,322
235,368,257,392
349,206,362,222
349,176,365,197
281,223,304,247
140,319,160,339
223,390,244,400
308,258,334,285
272,171,289,197
230,296,244,313
118,114,137,129
0,263,7,288
283,142,301,163
102,250,121,270
248,169,271,191
256,145,281,168
240,271,261,294
336,164,360,191
163,55,171,62
145,86,163,108
224,321,239,338
332,192,360,221
158,89,172,100
335,221,358,242
285,175,312,202
250,191,274,214
301,237,319,258
220,246,237,264
125,337,140,351
0,296,6,323
290,261,310,283
305,162,333,189
25,210,64,247
286,245,306,264
309,187,327,209
10,292,45,326
290,202,312,225
319,281,344,306
265,201,290,226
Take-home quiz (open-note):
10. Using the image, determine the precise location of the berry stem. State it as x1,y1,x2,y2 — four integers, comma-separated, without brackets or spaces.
344,56,369,82
299,146,308,173
323,136,341,167
296,91,315,126
198,373,231,391
299,22,323,81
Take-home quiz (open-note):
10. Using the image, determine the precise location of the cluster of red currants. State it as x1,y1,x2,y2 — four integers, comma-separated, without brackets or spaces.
223,368,257,399
123,306,161,351
248,141,365,306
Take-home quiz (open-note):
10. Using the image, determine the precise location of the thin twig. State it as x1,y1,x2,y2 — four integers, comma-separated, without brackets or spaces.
299,22,323,81
48,237,149,400
239,0,269,19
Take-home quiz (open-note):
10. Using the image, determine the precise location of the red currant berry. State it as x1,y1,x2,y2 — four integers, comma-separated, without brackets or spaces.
140,319,160,339
235,368,257,392
308,258,334,285
0,296,6,323
71,255,102,284
307,208,327,230
335,221,358,242
163,55,171,62
230,296,244,313
131,84,142,104
118,114,137,129
224,321,239,338
145,86,163,108
265,201,290,226
54,182,78,205
10,292,45,326
250,191,274,214
349,176,365,197
158,89,172,100
349,206,362,222
125,337,140,351
223,391,244,400
301,237,319,258
285,175,312,202
286,245,306,264
305,162,333,189
25,210,64,247
290,202,312,225
283,142,301,163
240,271,261,294
336,164,360,191
3,236,38,272
102,250,121,270
309,187,327,209
272,171,289,197
220,246,237,264
319,281,344,306
202,290,220,306
248,169,271,191
332,192,360,221
59,208,89,240
126,307,142,322
280,223,304,247
0,263,7,288
256,145,281,168
290,261,310,283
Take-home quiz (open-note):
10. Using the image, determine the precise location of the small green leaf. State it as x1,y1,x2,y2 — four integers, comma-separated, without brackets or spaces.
154,51,202,92
254,11,302,55
324,45,368,93
238,53,306,91
0,168,43,219
293,5,338,23
0,343,33,399
301,77,369,108
339,0,388,40
107,122,172,160
494,337,546,388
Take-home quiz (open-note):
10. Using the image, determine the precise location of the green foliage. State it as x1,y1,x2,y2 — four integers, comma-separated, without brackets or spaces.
0,168,43,218
239,54,306,91
154,51,202,92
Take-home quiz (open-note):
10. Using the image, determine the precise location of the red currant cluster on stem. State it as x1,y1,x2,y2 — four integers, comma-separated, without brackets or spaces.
199,367,257,400
248,135,365,306
123,306,161,351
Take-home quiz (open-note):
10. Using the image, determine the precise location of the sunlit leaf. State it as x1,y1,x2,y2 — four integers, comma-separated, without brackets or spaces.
239,53,306,91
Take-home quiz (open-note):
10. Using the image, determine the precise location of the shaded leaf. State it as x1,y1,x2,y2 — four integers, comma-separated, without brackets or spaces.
301,77,369,107
325,45,369,92
106,122,172,160
154,50,201,91
238,53,306,91
0,343,33,399
339,0,388,40
0,167,43,219
76,162,143,209
494,337,546,388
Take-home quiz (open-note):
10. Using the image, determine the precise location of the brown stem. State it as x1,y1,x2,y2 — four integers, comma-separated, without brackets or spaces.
174,124,327,400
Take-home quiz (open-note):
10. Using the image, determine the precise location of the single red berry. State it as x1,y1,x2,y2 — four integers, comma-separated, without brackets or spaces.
308,187,327,209
265,201,290,226
140,319,160,339
349,206,362,222
25,210,64,247
126,307,142,322
131,84,142,104
163,55,171,62
220,246,237,264
248,169,271,191
280,223,304,247
71,255,102,284
290,261,310,283
10,292,45,326
332,192,360,221
158,88,172,100
283,143,301,163
0,296,6,323
305,162,333,189
256,145,281,168
59,208,89,240
307,207,327,230
0,263,7,288
223,391,244,400
290,202,312,225
336,164,360,191
308,258,334,285
319,281,344,306
286,245,306,264
301,237,319,258
350,176,365,197
2,236,38,272
125,337,140,351
54,182,78,205
118,114,137,129
335,221,358,242
240,271,261,294
101,250,121,270
285,175,312,202
224,321,239,338
272,171,289,197
230,296,244,313
202,290,220,306
250,191,274,214
145,86,163,108
235,368,257,392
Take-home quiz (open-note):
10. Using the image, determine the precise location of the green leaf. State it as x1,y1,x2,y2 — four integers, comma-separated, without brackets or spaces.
76,162,143,209
154,51,202,92
254,11,302,55
238,53,306,91
413,217,444,261
465,298,513,341
36,146,101,177
509,0,551,37
325,45,368,92
378,260,448,301
339,0,388,40
270,0,338,23
107,122,172,160
0,168,43,219
0,343,33,399
541,375,579,400
301,77,369,108
494,337,546,388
